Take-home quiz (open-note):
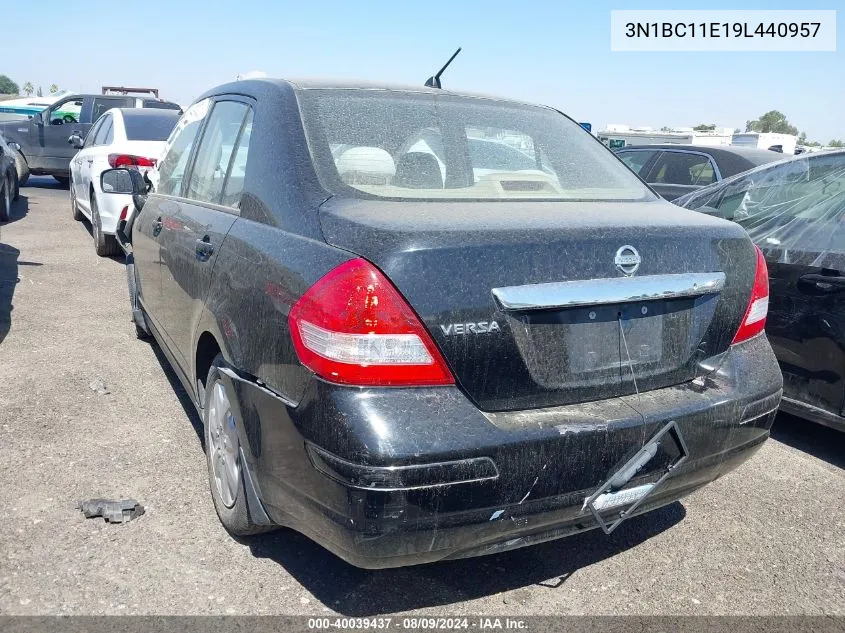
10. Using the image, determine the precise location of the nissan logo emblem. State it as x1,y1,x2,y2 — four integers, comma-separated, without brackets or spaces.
615,245,641,276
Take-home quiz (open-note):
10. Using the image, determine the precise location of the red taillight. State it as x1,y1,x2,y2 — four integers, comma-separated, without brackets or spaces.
119,205,129,222
732,245,769,345
108,154,156,169
288,258,454,386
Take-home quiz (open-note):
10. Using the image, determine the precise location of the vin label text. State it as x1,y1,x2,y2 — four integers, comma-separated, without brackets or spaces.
611,10,836,51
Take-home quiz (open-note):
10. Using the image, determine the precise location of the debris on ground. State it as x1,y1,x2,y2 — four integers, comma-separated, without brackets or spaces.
88,377,110,395
77,499,145,523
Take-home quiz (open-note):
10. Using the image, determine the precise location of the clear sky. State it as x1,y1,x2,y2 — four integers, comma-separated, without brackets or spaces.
4,0,842,141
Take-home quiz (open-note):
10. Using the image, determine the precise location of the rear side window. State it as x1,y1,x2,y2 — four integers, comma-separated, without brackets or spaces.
156,99,210,197
123,113,179,141
93,115,112,146
648,152,716,186
185,101,250,206
221,110,253,208
617,150,657,176
91,97,132,120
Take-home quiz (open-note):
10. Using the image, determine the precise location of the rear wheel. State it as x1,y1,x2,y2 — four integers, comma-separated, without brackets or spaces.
204,355,275,536
126,256,150,340
13,151,29,187
91,195,120,257
11,171,19,201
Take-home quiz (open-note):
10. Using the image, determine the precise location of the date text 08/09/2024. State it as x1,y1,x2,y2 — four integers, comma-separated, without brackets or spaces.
307,617,529,630
625,22,821,38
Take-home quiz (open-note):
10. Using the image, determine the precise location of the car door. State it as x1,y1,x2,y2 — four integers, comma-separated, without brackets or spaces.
157,99,253,365
133,98,211,346
680,153,845,420
32,96,86,172
615,149,660,179
644,150,719,201
79,115,113,206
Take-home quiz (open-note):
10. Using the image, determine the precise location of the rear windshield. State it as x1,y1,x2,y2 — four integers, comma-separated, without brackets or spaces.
297,90,654,202
143,100,183,111
123,112,180,141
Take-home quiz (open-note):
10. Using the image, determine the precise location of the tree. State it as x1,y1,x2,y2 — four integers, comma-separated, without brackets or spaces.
23,82,33,96
659,126,673,132
828,140,845,148
0,75,19,94
745,110,799,135
693,123,716,132
734,128,741,134
49,84,58,94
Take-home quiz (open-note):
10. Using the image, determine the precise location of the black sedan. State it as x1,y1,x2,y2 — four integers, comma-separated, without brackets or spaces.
675,150,845,433
616,144,782,201
108,79,782,568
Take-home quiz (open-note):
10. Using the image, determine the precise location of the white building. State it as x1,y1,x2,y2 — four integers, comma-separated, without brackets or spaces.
597,125,735,149
731,132,797,155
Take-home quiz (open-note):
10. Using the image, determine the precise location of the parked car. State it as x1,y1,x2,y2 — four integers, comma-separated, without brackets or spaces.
109,78,782,569
616,144,782,201
0,134,20,222
69,108,179,256
0,94,181,186
675,150,845,433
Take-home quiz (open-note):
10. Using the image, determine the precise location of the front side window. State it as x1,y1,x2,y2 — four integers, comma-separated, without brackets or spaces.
48,98,83,125
185,101,250,205
648,152,716,186
156,99,210,197
298,90,653,202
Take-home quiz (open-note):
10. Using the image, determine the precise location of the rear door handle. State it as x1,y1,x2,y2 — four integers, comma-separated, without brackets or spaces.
195,236,214,260
799,273,845,292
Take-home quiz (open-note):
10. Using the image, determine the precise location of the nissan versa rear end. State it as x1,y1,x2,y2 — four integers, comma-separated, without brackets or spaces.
121,79,783,569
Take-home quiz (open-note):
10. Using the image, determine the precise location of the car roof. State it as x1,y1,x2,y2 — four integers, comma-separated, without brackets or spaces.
206,77,555,111
618,144,784,177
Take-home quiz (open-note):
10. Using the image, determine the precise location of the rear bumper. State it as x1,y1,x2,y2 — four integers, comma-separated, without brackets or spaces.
223,334,782,569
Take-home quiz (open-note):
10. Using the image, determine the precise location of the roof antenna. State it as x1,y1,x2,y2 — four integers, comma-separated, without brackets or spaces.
425,47,462,89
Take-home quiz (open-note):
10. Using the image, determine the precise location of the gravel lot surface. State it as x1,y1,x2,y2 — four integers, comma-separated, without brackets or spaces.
1,179,843,617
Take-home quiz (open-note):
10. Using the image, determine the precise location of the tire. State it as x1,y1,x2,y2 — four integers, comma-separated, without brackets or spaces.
11,170,19,201
204,355,275,536
12,151,29,187
70,186,84,221
0,174,10,223
54,175,70,187
91,195,120,257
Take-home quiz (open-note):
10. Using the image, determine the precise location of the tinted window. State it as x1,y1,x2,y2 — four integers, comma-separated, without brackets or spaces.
123,112,179,141
156,99,210,197
649,152,716,186
617,150,657,175
185,101,249,205
92,97,132,120
103,119,114,145
85,117,104,148
221,109,253,208
93,115,112,146
299,90,653,201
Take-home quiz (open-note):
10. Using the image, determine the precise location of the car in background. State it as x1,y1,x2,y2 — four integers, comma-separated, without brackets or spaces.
675,150,845,432
69,108,180,256
616,144,782,201
109,78,782,568
0,134,19,222
0,93,181,186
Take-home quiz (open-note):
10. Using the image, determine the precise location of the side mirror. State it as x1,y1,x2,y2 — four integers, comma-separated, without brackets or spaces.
68,134,84,149
101,168,148,197
7,141,21,151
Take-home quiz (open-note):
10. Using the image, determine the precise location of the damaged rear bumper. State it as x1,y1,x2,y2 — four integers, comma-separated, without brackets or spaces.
222,334,782,569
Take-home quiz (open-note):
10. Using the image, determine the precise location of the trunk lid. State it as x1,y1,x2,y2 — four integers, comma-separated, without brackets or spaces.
318,198,757,412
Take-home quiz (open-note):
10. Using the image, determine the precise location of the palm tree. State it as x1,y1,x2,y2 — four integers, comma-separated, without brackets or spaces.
49,84,58,94
23,82,33,96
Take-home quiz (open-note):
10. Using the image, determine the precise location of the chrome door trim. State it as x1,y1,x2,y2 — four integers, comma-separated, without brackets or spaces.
492,272,726,311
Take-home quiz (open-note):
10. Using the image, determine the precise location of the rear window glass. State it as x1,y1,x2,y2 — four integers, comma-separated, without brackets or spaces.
124,113,180,141
298,90,654,202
